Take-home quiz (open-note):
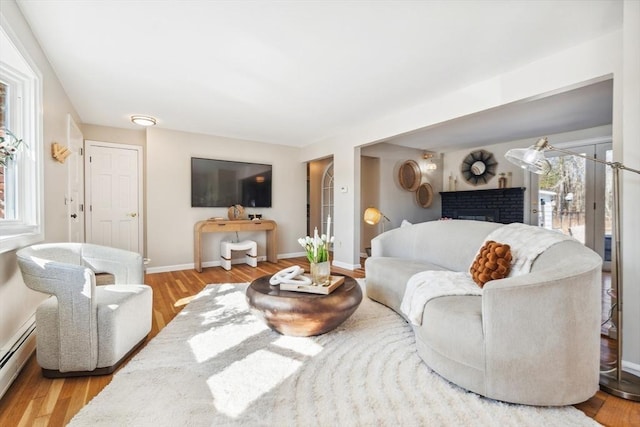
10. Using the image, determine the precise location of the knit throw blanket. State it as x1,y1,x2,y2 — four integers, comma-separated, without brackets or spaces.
401,223,573,325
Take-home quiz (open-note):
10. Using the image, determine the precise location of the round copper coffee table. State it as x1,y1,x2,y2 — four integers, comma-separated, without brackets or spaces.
246,274,363,337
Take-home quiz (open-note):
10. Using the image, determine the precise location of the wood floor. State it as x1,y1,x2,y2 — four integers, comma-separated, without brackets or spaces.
1,257,639,426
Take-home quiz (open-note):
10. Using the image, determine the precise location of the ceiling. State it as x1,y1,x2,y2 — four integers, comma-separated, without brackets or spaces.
15,0,621,148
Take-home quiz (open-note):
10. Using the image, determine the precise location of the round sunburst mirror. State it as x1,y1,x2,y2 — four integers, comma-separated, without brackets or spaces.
461,150,498,185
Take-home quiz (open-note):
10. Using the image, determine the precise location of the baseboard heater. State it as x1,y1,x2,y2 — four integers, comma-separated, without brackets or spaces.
0,316,36,399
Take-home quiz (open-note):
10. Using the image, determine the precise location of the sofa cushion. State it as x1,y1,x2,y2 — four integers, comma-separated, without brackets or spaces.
469,240,512,287
364,257,449,316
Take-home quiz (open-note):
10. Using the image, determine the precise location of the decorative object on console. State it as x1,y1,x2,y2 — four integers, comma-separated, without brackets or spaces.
398,159,422,191
227,204,246,220
415,182,434,208
461,149,497,185
364,207,390,232
505,136,640,401
469,240,512,287
51,142,71,163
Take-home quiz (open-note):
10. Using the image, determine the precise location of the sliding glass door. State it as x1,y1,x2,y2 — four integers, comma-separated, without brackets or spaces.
530,141,612,269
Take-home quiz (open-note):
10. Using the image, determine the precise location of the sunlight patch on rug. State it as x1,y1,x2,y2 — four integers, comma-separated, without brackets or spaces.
209,349,303,418
189,320,267,363
273,335,323,357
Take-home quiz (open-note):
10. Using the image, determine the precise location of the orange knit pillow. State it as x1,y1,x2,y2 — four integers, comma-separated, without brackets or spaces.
470,240,513,288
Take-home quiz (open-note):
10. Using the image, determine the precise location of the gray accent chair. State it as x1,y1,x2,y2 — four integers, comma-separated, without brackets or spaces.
365,220,602,406
16,243,153,378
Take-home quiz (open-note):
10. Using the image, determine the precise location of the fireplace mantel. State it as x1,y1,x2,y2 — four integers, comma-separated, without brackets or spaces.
440,187,526,224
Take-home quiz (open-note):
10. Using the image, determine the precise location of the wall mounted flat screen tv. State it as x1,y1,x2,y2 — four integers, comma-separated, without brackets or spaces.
191,157,272,208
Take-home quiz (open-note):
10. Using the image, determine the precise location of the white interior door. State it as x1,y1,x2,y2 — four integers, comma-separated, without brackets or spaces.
67,114,84,242
85,141,143,253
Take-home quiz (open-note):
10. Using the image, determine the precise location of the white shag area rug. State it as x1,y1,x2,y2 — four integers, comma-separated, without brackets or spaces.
69,282,600,427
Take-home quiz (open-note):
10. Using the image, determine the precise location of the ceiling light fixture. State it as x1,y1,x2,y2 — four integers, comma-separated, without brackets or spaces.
130,115,157,126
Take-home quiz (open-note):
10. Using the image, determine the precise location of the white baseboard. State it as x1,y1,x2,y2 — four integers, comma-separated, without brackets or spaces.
332,260,362,271
278,251,306,259
146,252,310,274
0,317,36,399
146,252,363,273
623,360,640,377
146,256,268,274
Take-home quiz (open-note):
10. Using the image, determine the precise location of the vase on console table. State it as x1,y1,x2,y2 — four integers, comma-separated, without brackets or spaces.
310,261,330,286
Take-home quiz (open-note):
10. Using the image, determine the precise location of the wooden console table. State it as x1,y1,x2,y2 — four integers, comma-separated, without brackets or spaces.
194,219,278,273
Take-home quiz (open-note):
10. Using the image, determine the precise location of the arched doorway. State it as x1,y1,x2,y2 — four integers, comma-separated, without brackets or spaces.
321,162,334,236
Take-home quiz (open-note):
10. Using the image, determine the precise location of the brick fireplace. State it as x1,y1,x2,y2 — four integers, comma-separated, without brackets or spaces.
440,187,526,224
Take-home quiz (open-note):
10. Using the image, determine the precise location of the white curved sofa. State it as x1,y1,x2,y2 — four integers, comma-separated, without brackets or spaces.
364,219,602,406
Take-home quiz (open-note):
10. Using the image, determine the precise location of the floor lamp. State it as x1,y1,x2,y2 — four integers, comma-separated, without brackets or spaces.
364,207,390,232
505,137,640,401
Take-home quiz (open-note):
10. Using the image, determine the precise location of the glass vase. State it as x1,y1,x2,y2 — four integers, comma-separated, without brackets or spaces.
310,261,331,286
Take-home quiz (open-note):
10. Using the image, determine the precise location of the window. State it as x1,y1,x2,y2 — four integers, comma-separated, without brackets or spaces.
0,23,43,253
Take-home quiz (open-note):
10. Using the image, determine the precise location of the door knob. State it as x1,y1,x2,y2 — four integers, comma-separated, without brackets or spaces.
532,209,538,214
70,213,77,219
128,213,138,218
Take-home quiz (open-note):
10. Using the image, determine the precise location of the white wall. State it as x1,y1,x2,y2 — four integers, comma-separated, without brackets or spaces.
145,127,306,271
620,0,640,370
